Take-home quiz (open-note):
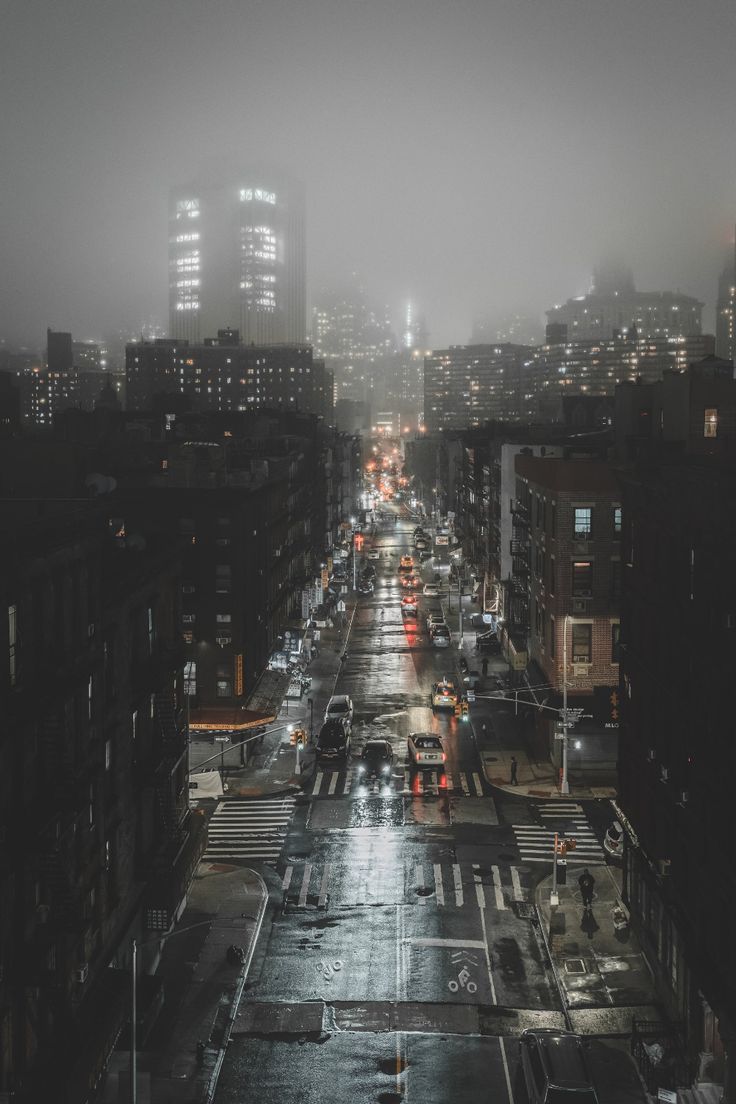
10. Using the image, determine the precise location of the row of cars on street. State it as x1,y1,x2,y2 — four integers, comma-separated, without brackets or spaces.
314,692,447,773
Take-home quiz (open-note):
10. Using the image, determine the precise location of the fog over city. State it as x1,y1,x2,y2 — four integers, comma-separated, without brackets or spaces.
1,0,735,347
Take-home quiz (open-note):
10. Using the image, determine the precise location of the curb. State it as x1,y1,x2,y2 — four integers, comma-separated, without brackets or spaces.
204,870,269,1103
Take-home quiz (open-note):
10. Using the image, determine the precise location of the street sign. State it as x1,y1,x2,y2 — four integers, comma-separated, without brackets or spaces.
435,535,449,545
337,600,346,612
213,734,231,743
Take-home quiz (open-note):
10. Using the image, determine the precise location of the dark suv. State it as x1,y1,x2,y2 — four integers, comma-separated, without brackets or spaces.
316,720,351,763
520,1029,599,1104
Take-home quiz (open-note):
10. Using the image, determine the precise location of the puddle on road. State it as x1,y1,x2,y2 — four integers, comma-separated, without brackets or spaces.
378,1056,409,1075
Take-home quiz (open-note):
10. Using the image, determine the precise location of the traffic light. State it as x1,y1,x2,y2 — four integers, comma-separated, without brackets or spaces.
290,728,306,747
460,700,469,720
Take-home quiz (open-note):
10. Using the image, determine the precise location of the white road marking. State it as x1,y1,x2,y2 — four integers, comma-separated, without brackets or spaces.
312,771,323,796
282,865,293,891
499,1036,515,1103
318,863,331,907
453,864,464,907
511,866,523,901
491,864,506,910
298,863,312,907
473,864,486,910
479,904,498,1004
342,770,352,794
472,772,483,796
327,772,338,796
409,937,486,949
433,863,445,906
460,772,470,796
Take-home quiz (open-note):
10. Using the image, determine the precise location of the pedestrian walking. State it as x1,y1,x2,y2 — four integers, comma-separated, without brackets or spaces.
510,756,518,785
578,868,595,909
481,657,489,676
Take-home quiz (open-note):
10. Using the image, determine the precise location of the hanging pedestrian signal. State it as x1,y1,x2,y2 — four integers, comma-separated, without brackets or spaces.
354,533,364,551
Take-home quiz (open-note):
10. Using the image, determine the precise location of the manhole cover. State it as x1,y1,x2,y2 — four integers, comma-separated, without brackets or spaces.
564,959,587,975
515,902,536,920
416,886,434,897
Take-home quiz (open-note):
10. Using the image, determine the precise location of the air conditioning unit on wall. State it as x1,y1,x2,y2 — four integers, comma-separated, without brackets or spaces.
573,664,589,677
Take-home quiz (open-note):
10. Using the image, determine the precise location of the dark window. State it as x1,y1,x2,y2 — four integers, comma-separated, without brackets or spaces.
216,663,232,698
611,623,621,663
572,561,593,595
549,555,555,595
550,617,556,659
572,623,592,663
610,559,621,601
528,1042,546,1091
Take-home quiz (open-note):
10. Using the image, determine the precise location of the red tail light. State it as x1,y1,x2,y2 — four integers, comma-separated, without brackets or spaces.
442,752,447,762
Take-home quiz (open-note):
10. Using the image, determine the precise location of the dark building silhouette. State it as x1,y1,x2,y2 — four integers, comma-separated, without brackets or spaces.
0,502,202,1100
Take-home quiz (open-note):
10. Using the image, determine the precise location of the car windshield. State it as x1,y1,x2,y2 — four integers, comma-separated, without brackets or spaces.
414,737,441,749
319,727,346,747
363,743,389,758
547,1092,596,1104
328,701,349,714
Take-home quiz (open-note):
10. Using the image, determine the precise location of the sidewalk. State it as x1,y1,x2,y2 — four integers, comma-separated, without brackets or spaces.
101,865,268,1103
535,863,662,1038
444,602,617,802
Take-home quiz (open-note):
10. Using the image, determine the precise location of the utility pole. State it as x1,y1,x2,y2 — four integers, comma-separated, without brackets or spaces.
130,939,137,1104
561,615,570,795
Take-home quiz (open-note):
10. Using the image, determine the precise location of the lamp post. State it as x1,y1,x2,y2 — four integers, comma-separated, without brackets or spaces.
561,615,570,795
308,697,314,742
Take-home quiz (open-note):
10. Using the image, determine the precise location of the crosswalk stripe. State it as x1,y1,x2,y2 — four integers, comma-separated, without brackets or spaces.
328,772,338,796
204,797,296,862
459,772,470,796
511,866,523,901
318,863,331,907
299,863,312,907
472,864,486,910
491,864,505,911
343,770,353,795
282,865,293,891
416,863,425,902
453,864,463,907
312,771,323,797
472,772,483,796
433,863,445,906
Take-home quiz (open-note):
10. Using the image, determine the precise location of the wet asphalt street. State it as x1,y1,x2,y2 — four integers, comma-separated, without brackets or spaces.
213,515,639,1104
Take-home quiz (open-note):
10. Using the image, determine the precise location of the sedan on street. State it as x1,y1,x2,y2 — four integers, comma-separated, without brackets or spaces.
357,739,394,779
407,732,446,769
423,583,440,597
316,720,351,763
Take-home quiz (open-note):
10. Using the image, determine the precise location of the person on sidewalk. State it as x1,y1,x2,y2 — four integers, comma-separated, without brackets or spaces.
481,657,489,676
578,868,595,909
510,756,518,785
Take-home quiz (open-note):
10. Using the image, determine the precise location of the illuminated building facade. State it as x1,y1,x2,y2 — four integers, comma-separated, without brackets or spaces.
169,174,306,346
423,344,533,431
547,265,703,341
716,238,736,363
126,333,332,420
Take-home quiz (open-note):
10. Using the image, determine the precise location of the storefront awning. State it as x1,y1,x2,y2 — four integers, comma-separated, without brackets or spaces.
189,706,277,732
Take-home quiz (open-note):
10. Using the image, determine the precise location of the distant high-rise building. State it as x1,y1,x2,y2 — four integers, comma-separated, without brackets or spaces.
423,344,533,431
547,265,703,341
471,311,543,347
126,333,332,421
716,232,736,363
168,173,306,346
311,279,396,404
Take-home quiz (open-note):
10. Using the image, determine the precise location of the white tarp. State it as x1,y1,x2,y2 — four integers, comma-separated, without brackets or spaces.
188,771,224,799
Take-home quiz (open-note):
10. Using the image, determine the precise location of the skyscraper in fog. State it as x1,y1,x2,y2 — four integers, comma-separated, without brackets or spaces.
716,233,735,363
169,173,306,345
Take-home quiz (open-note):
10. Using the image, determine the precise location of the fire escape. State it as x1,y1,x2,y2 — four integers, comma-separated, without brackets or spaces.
508,499,531,637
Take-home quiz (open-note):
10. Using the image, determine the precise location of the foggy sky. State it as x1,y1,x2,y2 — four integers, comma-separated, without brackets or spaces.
1,0,735,350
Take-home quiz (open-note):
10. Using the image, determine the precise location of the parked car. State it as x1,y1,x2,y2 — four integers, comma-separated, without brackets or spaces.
358,581,374,596
604,820,623,858
362,563,376,578
401,595,418,615
519,1029,599,1104
423,582,440,597
427,613,446,632
431,679,458,708
324,694,354,729
414,539,428,551
462,670,483,690
418,549,432,562
431,625,451,647
316,720,351,763
357,739,394,779
407,732,446,768
367,548,380,561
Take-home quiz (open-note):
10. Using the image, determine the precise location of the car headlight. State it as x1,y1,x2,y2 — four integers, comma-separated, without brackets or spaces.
382,764,391,773
357,764,365,773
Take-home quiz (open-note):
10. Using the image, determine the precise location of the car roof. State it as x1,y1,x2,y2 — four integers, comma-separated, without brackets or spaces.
411,733,442,746
529,1032,592,1088
328,695,350,705
363,740,391,752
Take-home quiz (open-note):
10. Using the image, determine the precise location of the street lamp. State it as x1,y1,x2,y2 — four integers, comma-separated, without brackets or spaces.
561,615,570,795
